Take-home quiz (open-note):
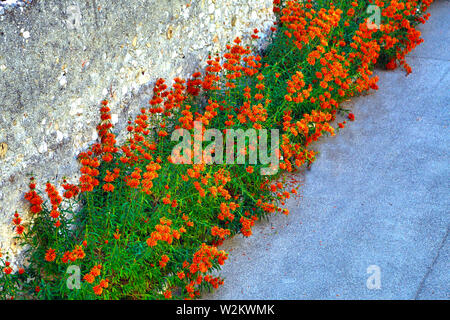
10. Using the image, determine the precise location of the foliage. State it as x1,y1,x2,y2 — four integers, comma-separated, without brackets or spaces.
0,0,433,299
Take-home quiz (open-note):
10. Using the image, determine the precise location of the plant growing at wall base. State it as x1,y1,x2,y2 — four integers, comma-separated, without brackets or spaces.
0,0,434,300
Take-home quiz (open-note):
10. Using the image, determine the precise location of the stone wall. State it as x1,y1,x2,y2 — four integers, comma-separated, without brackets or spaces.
0,0,274,261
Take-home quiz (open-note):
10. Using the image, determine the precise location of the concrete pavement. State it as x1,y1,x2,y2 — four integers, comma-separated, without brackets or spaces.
204,0,450,300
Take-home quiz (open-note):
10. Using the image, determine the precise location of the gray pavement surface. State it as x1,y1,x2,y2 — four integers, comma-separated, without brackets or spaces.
204,0,450,300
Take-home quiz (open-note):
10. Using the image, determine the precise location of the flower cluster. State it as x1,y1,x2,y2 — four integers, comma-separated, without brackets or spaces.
2,0,433,300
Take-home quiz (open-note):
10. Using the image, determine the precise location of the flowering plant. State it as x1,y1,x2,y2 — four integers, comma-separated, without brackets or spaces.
0,0,433,299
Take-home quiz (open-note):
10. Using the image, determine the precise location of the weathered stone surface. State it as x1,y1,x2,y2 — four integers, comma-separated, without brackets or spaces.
0,0,274,262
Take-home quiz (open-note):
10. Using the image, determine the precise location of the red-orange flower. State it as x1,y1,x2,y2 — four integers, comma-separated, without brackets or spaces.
45,248,56,262
83,273,95,284
103,183,114,192
93,284,103,295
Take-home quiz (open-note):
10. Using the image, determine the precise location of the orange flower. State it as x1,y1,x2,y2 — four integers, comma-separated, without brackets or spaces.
3,266,12,275
146,237,157,247
73,245,85,259
163,290,172,299
159,255,170,268
113,229,121,239
100,279,109,288
102,153,113,162
158,130,168,137
12,212,22,225
83,273,95,284
50,209,60,219
93,284,103,295
45,248,56,262
386,59,397,70
254,93,264,100
16,225,25,235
